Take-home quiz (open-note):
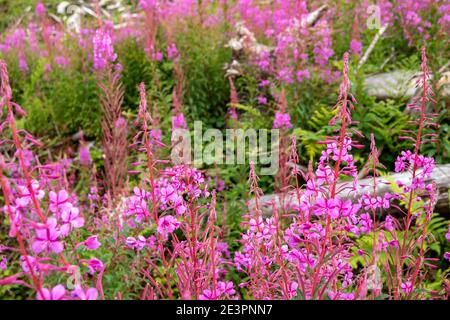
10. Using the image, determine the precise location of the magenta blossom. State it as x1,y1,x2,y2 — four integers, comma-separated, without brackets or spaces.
172,113,187,130
401,281,413,294
82,236,101,250
384,215,395,232
49,190,72,214
32,218,64,254
152,51,163,61
198,289,218,300
257,95,267,105
35,2,46,17
167,43,179,60
126,236,147,251
60,206,85,236
83,258,104,274
218,281,235,296
350,39,362,56
296,69,310,82
92,28,117,70
288,281,299,298
16,180,45,207
157,215,180,239
37,285,66,300
72,287,98,300
79,144,92,166
273,111,293,129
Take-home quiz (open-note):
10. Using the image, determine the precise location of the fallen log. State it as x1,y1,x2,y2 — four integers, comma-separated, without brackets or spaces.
364,71,450,99
250,164,450,217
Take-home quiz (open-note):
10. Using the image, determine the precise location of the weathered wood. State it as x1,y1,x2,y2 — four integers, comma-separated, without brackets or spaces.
364,71,450,99
250,164,450,217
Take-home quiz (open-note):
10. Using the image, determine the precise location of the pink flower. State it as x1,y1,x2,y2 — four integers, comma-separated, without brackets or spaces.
152,51,163,61
340,292,355,300
277,67,294,84
32,218,64,254
60,206,85,236
79,144,92,166
315,165,334,185
35,2,46,17
218,281,235,296
55,55,69,68
199,289,218,300
314,198,339,219
93,28,117,70
37,285,66,300
167,43,179,60
159,185,176,204
172,113,187,129
83,236,101,250
296,69,310,82
126,236,147,251
288,281,299,298
273,111,292,129
249,217,263,232
84,258,103,274
257,95,267,105
20,256,39,274
359,214,372,234
157,215,180,239
49,190,72,214
384,215,395,232
72,287,98,300
16,180,45,207
259,80,270,87
350,39,362,56
401,281,413,294
362,194,379,211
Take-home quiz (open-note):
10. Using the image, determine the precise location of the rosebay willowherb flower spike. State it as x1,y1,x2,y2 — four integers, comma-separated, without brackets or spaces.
393,47,439,299
1,60,101,300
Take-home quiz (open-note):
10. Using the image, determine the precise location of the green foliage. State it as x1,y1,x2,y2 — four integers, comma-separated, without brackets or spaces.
118,38,173,114
424,214,449,256
293,105,335,161
0,0,59,32
356,99,412,167
176,24,232,129
22,61,101,139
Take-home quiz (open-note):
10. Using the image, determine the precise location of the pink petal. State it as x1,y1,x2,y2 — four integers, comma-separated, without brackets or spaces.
72,217,84,228
86,288,98,300
32,240,46,253
49,191,57,202
50,241,64,254
52,285,66,300
37,288,51,300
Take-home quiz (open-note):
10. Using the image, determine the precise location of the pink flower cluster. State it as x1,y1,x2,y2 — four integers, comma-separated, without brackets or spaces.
93,27,117,70
395,150,435,191
171,112,188,130
273,111,292,130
